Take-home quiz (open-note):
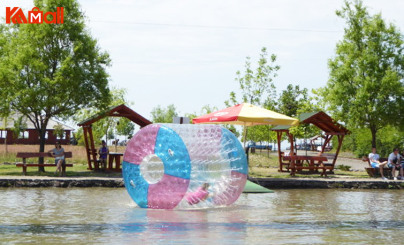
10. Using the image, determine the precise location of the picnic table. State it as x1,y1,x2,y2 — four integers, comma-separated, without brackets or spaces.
16,152,73,176
108,152,123,172
283,155,330,177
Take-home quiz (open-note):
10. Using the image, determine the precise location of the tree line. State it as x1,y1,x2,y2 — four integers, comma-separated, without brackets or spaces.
150,0,404,158
1,0,404,160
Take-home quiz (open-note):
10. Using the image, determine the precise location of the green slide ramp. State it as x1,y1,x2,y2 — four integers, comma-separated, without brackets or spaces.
243,180,274,193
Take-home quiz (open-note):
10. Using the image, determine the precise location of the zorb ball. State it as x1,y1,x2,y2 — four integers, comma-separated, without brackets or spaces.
122,124,248,209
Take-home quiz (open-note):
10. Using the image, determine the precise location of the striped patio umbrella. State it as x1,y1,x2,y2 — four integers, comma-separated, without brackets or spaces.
193,103,298,150
192,103,298,126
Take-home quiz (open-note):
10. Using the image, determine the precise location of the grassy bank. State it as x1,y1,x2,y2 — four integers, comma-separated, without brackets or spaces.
0,144,123,177
0,144,367,179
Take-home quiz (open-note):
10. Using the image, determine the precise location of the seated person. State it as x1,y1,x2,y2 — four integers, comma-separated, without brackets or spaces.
98,140,109,170
184,183,209,205
49,141,65,176
368,147,388,180
387,148,403,180
401,149,404,171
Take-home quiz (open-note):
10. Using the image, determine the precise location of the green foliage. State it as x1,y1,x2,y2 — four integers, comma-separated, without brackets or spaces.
226,47,280,141
340,125,404,157
278,85,321,140
336,165,351,171
107,129,115,140
151,104,178,123
278,84,308,118
321,0,404,148
0,0,111,155
53,123,65,139
246,124,275,144
11,116,27,139
73,88,130,145
226,47,279,107
377,126,404,155
72,128,83,146
116,117,135,140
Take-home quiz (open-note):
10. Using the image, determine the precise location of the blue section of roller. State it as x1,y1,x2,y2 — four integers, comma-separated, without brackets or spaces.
155,125,191,179
122,161,149,208
221,128,248,175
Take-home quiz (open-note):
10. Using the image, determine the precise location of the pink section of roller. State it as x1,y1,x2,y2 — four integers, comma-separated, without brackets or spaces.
148,174,191,209
213,171,247,206
123,124,160,165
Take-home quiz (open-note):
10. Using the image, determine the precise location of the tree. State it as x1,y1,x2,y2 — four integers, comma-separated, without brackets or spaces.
11,116,27,140
53,123,65,139
278,84,309,118
278,84,320,142
321,0,404,148
226,47,280,143
0,25,11,154
341,126,404,158
151,104,178,123
116,117,135,140
1,117,9,154
0,0,111,170
226,47,279,107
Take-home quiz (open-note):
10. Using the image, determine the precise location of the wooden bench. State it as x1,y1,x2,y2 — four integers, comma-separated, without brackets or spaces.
362,157,392,178
16,152,73,176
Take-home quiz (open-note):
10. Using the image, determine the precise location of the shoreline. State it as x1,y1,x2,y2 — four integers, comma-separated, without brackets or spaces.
1,175,404,189
248,177,404,189
0,176,124,188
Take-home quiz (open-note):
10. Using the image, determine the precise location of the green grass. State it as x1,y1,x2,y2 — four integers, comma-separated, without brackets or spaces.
0,146,121,177
247,151,369,179
0,149,367,179
0,162,122,178
0,153,19,164
248,166,369,179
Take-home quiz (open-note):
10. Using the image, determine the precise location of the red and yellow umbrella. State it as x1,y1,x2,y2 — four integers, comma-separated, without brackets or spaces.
193,103,298,126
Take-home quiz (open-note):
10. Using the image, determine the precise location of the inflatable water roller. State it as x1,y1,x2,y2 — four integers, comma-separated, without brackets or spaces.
122,124,248,209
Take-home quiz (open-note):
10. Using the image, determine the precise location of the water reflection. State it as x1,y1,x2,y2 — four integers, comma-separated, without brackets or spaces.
1,188,404,244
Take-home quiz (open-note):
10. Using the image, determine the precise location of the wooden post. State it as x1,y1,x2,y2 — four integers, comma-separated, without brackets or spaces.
287,131,296,176
87,126,99,170
83,126,92,170
288,132,294,154
22,157,27,175
321,135,333,154
276,131,283,172
333,135,344,167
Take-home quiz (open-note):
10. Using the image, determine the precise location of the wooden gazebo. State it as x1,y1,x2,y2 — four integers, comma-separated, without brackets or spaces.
273,111,350,173
77,104,152,170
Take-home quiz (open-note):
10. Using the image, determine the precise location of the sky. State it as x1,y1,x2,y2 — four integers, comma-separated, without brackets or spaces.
2,0,404,127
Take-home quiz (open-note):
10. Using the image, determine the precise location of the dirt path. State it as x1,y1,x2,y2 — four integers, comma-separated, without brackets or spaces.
334,157,367,171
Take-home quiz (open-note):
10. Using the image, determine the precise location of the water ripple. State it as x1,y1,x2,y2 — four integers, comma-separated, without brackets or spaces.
1,220,404,234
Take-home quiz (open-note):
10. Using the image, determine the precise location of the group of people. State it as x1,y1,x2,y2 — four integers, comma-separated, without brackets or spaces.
369,147,404,180
48,140,109,176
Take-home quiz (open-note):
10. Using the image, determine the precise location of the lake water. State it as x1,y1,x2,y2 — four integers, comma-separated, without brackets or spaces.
1,188,403,244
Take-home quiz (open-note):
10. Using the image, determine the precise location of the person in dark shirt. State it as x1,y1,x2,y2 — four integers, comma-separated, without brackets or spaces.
98,140,109,170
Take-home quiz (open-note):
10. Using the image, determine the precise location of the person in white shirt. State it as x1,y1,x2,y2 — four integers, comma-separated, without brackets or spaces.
368,147,388,180
387,148,403,180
